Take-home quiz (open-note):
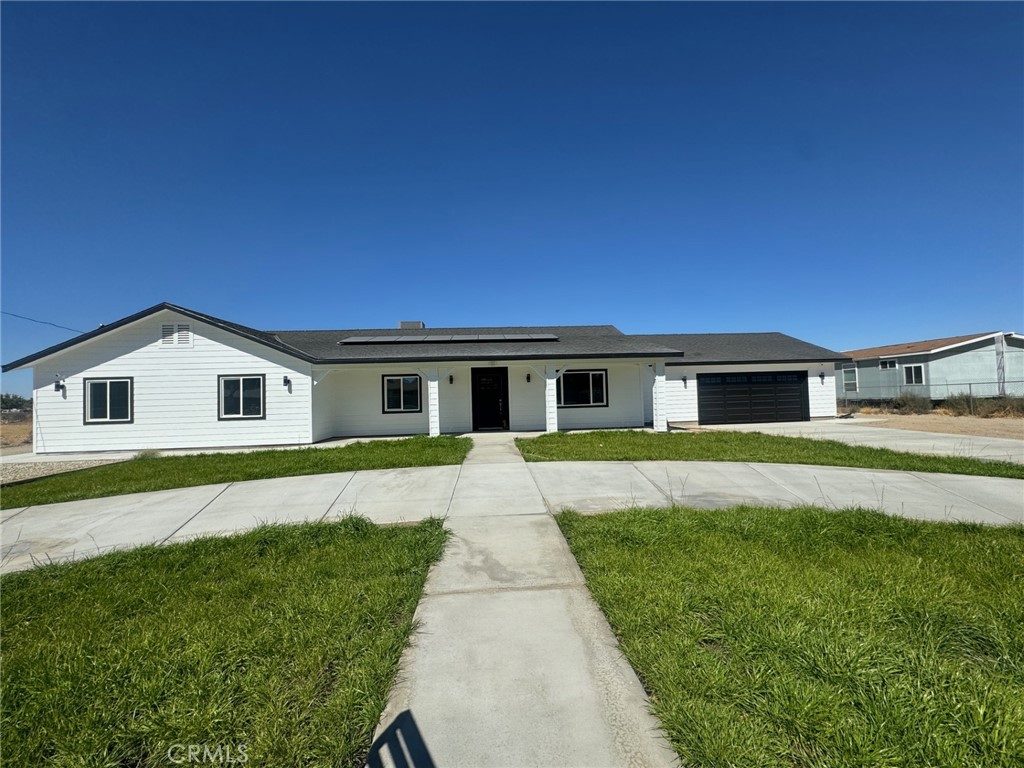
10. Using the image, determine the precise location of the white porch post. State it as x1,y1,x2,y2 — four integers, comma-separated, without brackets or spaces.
652,362,667,432
544,365,559,432
427,367,440,437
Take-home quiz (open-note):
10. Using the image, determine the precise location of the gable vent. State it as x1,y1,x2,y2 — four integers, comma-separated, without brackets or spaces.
160,323,192,346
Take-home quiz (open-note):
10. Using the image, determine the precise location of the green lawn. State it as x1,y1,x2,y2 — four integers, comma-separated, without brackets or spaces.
516,430,1024,479
557,506,1024,767
1,517,448,767
1,435,472,509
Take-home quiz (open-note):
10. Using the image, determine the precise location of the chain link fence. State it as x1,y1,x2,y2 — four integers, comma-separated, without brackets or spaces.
839,380,1024,411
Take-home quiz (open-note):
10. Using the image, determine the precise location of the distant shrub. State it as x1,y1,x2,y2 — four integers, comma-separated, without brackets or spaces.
893,392,932,414
133,449,161,460
942,392,973,416
939,394,1024,418
977,397,1024,418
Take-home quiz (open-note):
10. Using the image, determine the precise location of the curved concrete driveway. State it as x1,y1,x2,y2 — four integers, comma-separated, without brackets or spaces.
3,435,1022,768
3,456,1020,574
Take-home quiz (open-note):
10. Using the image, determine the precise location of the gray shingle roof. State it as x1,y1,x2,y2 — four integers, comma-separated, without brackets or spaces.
3,302,847,372
635,333,848,364
271,325,682,362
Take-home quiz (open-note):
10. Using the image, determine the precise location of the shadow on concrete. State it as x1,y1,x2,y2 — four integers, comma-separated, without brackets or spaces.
365,710,435,768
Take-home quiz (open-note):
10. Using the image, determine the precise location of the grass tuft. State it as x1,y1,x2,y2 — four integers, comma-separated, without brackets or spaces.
516,430,1024,478
1,435,472,509
557,506,1024,767
1,517,449,767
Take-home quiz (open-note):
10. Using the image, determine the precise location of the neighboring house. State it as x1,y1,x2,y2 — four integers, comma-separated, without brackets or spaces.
2,303,847,454
837,332,1024,402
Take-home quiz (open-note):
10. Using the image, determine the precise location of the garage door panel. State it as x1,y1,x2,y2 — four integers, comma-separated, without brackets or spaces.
697,371,810,425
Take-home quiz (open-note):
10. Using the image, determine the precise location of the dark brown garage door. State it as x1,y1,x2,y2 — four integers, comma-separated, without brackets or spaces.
697,372,810,425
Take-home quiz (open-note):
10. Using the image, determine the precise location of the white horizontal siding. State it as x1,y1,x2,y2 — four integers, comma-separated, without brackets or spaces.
664,362,838,423
438,366,473,433
507,364,546,431
33,310,312,453
641,365,655,424
808,364,838,418
555,362,646,430
318,367,430,437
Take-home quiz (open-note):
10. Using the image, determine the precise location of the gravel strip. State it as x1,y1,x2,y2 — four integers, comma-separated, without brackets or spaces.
2,460,125,485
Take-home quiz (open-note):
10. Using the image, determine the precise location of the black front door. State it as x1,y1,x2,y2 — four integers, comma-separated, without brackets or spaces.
471,367,510,431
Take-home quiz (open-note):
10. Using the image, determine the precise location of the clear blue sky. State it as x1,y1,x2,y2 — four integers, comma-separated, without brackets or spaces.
2,2,1022,395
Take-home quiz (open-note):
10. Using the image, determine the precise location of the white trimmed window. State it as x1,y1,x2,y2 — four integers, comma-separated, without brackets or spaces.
904,365,924,385
161,323,192,347
382,375,421,413
879,359,897,370
219,375,265,419
842,364,858,392
557,370,608,407
85,378,133,423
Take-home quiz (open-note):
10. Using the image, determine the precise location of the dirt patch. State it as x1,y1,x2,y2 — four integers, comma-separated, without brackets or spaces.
851,413,1024,440
1,418,32,448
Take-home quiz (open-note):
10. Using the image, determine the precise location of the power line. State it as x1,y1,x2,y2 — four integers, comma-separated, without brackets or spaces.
1,310,86,334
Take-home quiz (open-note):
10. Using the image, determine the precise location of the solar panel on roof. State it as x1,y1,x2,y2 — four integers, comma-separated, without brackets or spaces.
337,332,560,345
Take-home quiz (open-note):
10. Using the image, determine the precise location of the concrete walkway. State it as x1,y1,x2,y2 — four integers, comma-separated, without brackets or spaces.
376,440,677,767
3,435,1023,766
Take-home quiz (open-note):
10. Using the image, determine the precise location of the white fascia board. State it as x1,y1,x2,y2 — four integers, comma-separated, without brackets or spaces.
920,333,1003,356
5,309,188,372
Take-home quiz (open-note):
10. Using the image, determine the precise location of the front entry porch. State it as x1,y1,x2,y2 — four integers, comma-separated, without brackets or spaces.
311,361,665,439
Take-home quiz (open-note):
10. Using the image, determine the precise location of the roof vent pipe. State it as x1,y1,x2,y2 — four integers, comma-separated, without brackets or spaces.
399,321,426,330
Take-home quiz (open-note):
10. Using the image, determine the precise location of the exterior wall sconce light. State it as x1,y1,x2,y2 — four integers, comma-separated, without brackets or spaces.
449,374,454,385
283,376,291,387
526,373,531,383
819,371,826,385
54,375,65,392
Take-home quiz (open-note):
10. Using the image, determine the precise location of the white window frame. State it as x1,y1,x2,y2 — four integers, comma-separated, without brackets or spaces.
85,378,133,424
557,369,608,408
382,375,422,413
879,359,897,370
842,364,858,392
903,365,924,385
219,375,265,420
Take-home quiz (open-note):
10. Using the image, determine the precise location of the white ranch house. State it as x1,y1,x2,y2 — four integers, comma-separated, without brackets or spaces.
3,303,847,454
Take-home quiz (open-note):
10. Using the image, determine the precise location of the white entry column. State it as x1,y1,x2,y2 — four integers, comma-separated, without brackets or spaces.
427,367,440,437
652,362,667,432
544,365,559,432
